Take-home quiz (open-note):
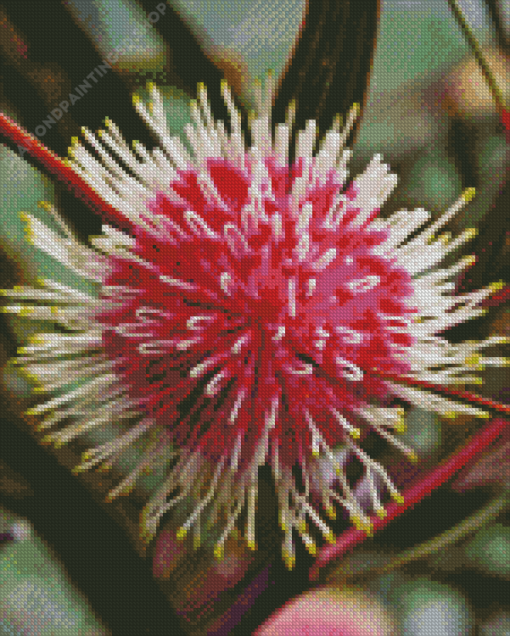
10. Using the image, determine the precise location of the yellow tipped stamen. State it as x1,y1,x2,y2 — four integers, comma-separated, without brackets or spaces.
247,539,257,551
490,281,505,293
305,540,317,556
476,411,490,418
325,504,336,520
395,421,407,434
326,530,336,544
376,508,387,519
444,411,458,419
392,493,405,505
349,427,361,439
462,187,476,202
408,451,419,464
214,543,224,560
465,354,481,367
37,201,52,212
283,550,295,570
176,527,188,541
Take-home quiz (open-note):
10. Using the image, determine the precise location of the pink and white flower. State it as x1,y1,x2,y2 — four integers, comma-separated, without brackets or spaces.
1,77,507,568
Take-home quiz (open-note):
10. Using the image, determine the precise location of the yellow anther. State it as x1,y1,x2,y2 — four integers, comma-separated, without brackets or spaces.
462,187,476,202
392,493,405,505
214,543,224,560
395,421,407,434
444,411,458,419
408,451,419,464
247,539,257,551
283,550,295,570
325,504,336,520
37,201,52,212
326,530,336,544
176,527,188,541
305,540,317,556
376,508,387,519
465,354,480,367
350,428,361,439
490,281,505,293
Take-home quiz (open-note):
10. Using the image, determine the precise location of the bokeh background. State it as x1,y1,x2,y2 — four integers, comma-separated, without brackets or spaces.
0,0,508,634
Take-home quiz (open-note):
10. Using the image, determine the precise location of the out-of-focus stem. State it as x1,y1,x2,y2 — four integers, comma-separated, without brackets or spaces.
447,0,510,142
337,490,510,584
310,417,509,581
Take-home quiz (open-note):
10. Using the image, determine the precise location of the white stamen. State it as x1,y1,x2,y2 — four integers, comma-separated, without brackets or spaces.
273,325,286,341
288,277,296,317
335,357,363,381
220,271,232,295
347,275,380,293
311,248,337,272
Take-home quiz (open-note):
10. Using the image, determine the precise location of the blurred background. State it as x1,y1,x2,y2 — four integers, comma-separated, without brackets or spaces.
0,0,508,634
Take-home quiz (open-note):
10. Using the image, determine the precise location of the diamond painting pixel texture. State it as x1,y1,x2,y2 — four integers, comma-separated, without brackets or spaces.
0,0,509,634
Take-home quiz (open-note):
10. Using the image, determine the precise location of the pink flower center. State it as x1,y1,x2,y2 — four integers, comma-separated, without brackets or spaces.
98,156,416,468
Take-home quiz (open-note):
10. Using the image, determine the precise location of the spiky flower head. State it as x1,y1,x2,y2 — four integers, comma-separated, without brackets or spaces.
2,77,507,567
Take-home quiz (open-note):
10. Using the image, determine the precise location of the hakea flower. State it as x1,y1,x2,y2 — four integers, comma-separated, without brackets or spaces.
0,76,508,569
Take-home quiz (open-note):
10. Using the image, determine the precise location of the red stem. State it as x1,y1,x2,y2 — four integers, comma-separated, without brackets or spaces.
502,107,510,146
0,112,134,233
310,416,509,581
369,370,510,417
